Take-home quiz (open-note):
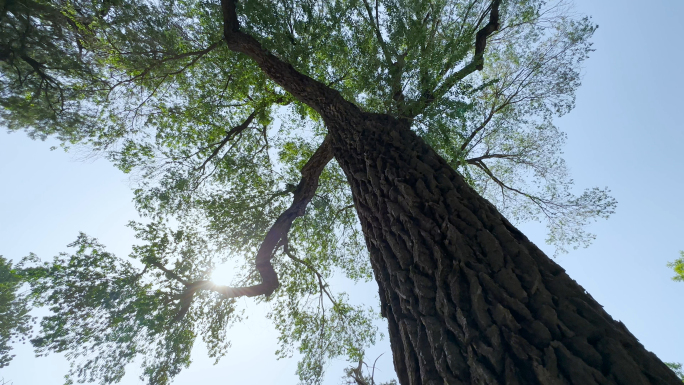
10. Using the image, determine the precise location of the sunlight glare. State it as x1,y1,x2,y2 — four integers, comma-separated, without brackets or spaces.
210,262,237,285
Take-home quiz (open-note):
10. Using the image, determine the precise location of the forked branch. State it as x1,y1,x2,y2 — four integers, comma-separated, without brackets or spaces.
345,354,386,385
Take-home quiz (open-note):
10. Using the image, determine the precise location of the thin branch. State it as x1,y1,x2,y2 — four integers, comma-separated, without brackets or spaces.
459,104,497,152
360,0,393,64
335,204,355,217
282,237,337,306
471,159,527,197
195,110,257,172
19,54,55,83
346,353,386,385
110,41,221,91
357,0,405,106
465,153,522,163
148,261,189,286
470,159,553,218
326,71,350,87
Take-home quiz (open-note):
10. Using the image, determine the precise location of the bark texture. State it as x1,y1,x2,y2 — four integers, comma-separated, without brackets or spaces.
324,111,681,385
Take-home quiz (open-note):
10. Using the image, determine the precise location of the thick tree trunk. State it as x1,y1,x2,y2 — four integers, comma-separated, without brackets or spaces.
324,111,680,385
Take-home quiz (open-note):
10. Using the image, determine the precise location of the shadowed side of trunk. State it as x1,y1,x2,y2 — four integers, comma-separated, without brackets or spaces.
324,111,680,385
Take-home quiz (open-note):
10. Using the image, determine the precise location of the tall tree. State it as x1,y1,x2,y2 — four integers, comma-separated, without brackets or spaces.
3,0,680,384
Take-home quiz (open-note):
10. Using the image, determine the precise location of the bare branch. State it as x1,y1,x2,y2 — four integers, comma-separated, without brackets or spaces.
282,237,337,306
459,104,497,152
470,159,529,199
345,353,388,385
469,159,555,219
348,356,370,385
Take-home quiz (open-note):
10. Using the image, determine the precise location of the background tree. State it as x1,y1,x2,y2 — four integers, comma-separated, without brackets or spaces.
668,251,684,282
3,0,679,384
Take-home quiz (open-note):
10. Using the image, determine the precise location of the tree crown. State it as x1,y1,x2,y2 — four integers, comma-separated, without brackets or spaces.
1,0,616,383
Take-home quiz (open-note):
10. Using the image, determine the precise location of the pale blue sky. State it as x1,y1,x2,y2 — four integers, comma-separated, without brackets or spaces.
1,0,683,384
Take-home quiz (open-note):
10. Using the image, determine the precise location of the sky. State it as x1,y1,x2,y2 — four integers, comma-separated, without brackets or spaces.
1,0,683,384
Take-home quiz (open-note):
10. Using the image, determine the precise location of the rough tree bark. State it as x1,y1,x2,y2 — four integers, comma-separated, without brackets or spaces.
220,1,681,383
326,112,681,385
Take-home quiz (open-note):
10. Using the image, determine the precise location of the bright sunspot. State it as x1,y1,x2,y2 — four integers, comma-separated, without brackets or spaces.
210,263,237,285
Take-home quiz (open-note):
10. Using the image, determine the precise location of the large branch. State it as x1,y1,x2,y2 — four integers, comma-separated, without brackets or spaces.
220,0,351,117
474,0,501,70
172,135,334,321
